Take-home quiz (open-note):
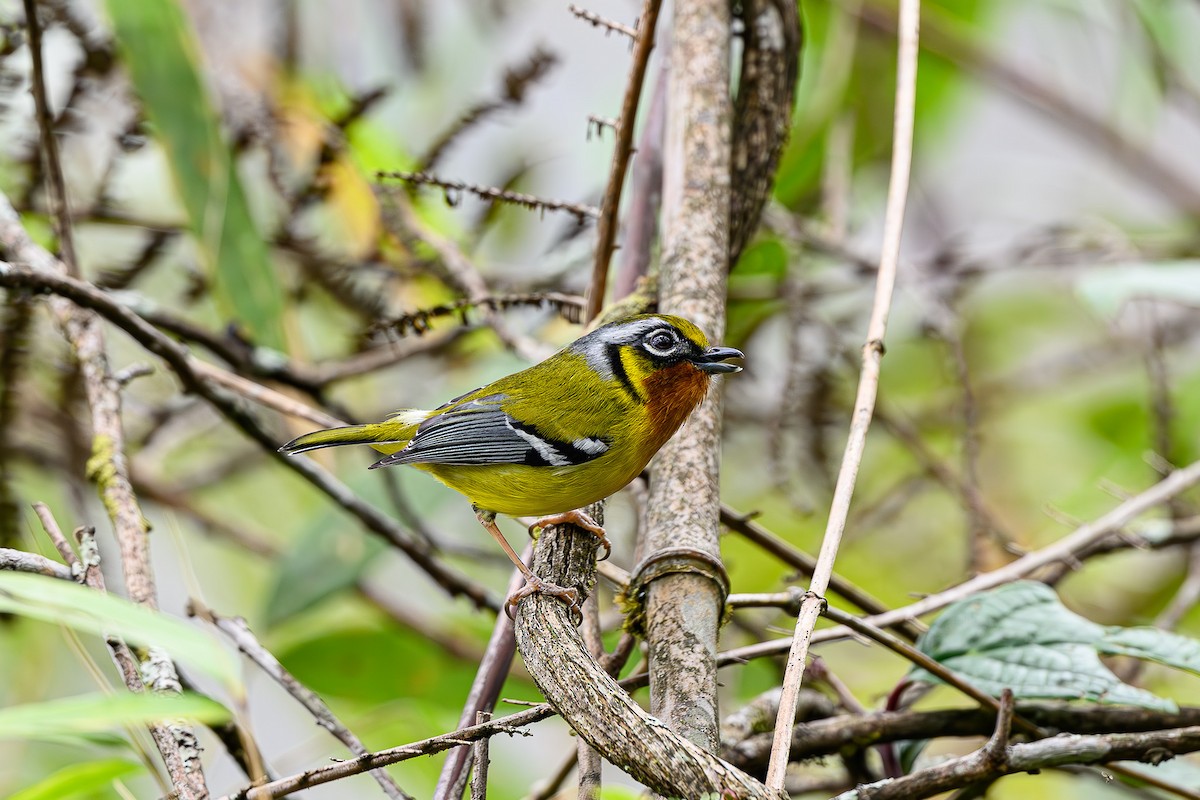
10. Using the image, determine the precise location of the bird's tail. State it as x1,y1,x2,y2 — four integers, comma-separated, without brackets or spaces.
279,416,423,456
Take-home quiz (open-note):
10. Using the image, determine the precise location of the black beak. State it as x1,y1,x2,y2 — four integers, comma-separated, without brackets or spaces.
693,345,744,374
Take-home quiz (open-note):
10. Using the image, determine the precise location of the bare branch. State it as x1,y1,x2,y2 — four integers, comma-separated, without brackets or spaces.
193,602,410,800
766,0,920,788
378,171,599,224
584,0,663,321
568,5,638,40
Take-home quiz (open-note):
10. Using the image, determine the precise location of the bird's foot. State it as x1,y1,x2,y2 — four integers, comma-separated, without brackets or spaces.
528,510,611,561
505,575,583,625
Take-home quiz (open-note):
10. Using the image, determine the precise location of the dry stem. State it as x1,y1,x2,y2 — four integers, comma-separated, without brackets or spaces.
765,0,920,788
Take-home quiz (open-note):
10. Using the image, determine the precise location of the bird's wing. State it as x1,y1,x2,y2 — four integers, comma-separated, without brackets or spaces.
369,393,610,469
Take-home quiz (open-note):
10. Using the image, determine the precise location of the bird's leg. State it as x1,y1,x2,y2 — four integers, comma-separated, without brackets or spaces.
528,509,611,562
474,508,581,618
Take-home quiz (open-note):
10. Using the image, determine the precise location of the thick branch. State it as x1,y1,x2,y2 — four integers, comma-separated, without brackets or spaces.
644,0,734,753
842,725,1200,800
723,703,1200,772
0,547,75,580
513,522,782,798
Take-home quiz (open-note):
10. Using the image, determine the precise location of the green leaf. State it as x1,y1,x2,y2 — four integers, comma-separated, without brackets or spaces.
0,572,240,692
1075,261,1200,319
919,643,1175,712
264,504,385,627
1100,626,1200,676
9,759,140,800
0,692,229,742
914,581,1106,659
103,0,285,350
596,788,644,800
910,582,1181,711
732,238,789,278
275,624,476,705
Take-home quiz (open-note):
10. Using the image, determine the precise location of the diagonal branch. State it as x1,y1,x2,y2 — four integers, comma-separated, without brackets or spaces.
513,522,782,798
0,225,499,613
584,0,664,321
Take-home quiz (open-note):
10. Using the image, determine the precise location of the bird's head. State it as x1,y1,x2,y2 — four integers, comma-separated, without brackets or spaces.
573,314,744,402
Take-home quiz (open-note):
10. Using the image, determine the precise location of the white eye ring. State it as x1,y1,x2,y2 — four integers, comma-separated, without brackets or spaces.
643,329,679,357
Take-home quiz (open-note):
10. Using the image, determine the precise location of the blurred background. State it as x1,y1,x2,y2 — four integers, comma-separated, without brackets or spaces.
2,0,1200,797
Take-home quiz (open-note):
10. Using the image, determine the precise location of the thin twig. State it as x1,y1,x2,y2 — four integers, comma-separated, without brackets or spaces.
418,49,559,171
613,60,668,301
578,588,604,800
192,602,411,800
722,456,1200,665
378,187,552,362
32,500,80,571
433,555,528,800
21,0,79,276
764,0,920,789
720,504,926,641
723,702,1200,768
584,0,663,321
568,4,638,39
219,705,557,800
0,546,75,579
5,28,208,792
378,171,598,224
0,248,499,612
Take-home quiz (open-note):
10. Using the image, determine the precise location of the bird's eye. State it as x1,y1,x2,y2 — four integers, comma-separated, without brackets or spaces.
643,330,678,357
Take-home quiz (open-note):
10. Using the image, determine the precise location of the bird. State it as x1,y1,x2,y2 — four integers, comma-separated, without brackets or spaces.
280,313,744,615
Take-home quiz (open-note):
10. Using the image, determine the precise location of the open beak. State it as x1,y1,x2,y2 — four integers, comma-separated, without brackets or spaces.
693,345,744,374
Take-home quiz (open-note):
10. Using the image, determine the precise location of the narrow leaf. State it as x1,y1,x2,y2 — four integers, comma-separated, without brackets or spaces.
0,572,240,691
0,692,229,742
103,0,285,350
9,759,140,800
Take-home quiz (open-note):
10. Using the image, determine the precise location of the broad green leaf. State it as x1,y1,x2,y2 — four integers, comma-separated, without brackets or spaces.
9,759,140,800
914,581,1106,660
1076,261,1200,318
0,572,240,691
1100,626,1200,676
103,0,285,351
911,582,1185,712
732,238,789,278
275,624,477,705
0,692,229,742
264,510,384,627
915,643,1175,712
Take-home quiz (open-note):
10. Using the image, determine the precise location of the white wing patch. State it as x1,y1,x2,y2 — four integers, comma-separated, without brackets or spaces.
390,409,432,426
506,418,571,467
572,437,609,456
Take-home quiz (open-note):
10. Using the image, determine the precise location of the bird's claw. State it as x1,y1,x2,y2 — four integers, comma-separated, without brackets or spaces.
505,575,583,626
528,510,612,562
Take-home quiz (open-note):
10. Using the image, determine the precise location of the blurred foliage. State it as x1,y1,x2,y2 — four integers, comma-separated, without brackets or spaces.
1,0,1200,798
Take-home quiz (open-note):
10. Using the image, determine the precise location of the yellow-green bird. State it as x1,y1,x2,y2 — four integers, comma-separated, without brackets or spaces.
280,314,743,613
